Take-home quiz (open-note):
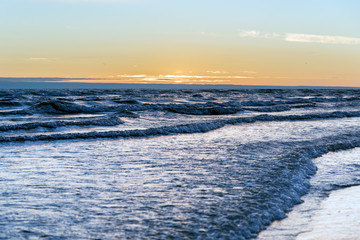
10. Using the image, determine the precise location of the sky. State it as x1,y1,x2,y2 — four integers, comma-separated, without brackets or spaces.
1,0,360,86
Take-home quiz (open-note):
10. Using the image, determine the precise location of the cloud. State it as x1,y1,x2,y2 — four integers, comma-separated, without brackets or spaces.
238,30,280,39
239,30,360,45
206,70,229,74
117,74,147,78
285,33,360,45
27,57,53,62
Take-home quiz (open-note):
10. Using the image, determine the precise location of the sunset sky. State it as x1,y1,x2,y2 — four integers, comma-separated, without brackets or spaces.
1,0,360,86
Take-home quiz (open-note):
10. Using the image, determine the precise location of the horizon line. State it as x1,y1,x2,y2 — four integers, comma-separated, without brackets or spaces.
1,76,359,88
0,80,359,90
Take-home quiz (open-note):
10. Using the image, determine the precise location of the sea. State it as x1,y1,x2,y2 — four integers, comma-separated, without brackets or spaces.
1,88,360,239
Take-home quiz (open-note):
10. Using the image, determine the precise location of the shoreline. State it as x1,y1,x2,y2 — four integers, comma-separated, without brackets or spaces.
296,185,360,240
257,148,360,240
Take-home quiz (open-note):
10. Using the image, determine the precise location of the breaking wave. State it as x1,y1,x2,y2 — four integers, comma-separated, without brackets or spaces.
213,133,360,239
0,116,124,132
1,110,360,143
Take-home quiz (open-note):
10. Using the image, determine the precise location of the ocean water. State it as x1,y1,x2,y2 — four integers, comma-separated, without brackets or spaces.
1,89,360,239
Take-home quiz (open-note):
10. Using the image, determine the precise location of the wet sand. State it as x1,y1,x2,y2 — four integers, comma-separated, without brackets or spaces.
296,185,360,240
257,148,360,240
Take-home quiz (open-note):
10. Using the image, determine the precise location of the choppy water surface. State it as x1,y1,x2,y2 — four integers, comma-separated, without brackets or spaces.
1,89,360,239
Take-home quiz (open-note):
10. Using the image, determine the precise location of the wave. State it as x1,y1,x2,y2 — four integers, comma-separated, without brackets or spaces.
288,103,317,108
0,109,29,116
0,121,225,142
0,100,22,107
165,103,242,115
29,101,102,114
0,116,124,132
230,133,360,239
29,101,151,114
242,103,316,112
29,100,242,116
225,110,360,124
242,106,291,112
109,110,139,118
112,99,142,104
1,110,360,143
9,89,360,117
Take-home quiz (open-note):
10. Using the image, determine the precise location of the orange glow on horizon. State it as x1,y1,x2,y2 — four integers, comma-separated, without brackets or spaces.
40,74,360,87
